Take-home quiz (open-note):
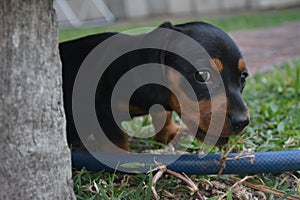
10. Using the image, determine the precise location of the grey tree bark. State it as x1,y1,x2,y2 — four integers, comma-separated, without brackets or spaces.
0,0,75,199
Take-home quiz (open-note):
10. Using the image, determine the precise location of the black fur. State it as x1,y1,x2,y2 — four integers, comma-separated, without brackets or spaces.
59,21,249,149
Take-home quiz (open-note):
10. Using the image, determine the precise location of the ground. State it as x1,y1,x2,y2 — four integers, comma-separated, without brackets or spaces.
231,21,300,73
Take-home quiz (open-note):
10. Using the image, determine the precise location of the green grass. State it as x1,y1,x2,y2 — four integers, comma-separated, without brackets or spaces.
242,60,300,152
59,8,300,42
73,60,300,199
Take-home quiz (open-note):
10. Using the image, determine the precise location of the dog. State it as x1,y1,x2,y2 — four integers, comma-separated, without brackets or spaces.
59,21,249,151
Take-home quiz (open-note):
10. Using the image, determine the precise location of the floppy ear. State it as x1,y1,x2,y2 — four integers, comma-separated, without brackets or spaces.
143,21,182,87
156,23,192,73
153,22,178,68
159,21,174,29
126,23,177,111
143,21,176,47
128,21,175,66
134,21,176,76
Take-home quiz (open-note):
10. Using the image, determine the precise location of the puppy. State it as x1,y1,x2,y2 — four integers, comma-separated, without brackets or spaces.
59,21,249,151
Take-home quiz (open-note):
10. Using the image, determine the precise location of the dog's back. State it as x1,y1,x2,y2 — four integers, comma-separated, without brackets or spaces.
59,33,117,146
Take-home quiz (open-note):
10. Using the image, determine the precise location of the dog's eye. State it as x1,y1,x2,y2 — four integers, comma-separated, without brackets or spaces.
241,72,248,90
241,72,248,84
194,71,211,83
242,71,249,78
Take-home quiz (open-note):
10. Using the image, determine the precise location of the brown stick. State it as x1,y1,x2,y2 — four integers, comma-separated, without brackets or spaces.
217,132,258,178
150,166,205,200
230,177,300,200
165,169,205,200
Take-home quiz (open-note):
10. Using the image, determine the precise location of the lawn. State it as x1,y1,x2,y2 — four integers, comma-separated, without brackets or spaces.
64,8,300,199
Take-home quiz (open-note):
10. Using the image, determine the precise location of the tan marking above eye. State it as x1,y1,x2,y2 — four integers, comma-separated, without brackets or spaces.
238,59,246,72
212,58,223,72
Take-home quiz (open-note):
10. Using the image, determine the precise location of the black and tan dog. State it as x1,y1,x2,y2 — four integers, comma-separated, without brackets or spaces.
59,21,249,151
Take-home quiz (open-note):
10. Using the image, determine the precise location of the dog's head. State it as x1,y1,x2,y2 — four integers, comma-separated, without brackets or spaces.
159,22,250,146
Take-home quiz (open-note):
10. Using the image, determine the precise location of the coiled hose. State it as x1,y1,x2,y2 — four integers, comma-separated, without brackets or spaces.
72,150,300,174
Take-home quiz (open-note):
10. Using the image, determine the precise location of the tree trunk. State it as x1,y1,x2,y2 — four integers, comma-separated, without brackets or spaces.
0,0,75,199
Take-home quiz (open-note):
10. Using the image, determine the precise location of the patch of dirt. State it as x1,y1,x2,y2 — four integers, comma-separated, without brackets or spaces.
230,21,300,73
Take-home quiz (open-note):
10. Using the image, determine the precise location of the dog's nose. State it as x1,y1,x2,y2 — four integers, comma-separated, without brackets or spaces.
230,115,249,133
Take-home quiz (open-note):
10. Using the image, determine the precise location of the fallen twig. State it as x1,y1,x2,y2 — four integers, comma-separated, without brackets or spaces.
217,132,258,178
230,177,300,200
151,165,166,200
150,165,205,200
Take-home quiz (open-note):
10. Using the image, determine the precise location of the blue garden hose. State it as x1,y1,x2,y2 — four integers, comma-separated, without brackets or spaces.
72,150,300,175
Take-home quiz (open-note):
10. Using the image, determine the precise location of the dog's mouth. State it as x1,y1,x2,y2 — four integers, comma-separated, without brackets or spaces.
195,128,229,146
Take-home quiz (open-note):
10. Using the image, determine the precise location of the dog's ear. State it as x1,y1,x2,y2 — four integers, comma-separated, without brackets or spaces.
142,21,189,77
142,21,175,45
139,22,177,69
159,21,174,29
